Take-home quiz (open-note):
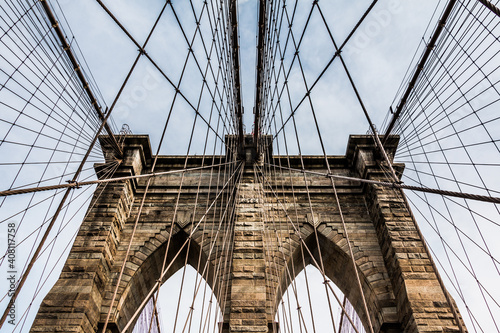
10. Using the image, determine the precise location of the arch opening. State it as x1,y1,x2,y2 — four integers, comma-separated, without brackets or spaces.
275,264,365,333
132,265,222,333
272,229,394,333
113,229,224,332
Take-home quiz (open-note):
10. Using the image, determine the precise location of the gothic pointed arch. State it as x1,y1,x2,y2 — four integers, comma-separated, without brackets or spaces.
112,230,219,331
275,228,396,333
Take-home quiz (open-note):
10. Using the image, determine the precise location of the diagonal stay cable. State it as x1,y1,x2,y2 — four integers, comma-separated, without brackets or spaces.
406,192,500,310
0,88,119,329
99,3,232,324
93,0,234,150
166,0,235,135
270,0,380,141
255,165,318,333
315,3,399,183
383,0,458,143
255,164,362,333
276,12,376,326
100,160,239,331
39,0,122,155
177,176,239,333
403,172,500,264
11,160,121,332
118,162,243,333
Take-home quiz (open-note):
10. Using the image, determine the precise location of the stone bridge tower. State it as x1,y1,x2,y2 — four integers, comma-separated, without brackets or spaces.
31,134,466,333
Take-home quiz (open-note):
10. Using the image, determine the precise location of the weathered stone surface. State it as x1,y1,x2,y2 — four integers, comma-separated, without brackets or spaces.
31,135,466,333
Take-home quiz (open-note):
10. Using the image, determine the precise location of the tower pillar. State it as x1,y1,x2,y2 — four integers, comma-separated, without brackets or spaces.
220,167,279,333
349,136,466,332
30,136,150,332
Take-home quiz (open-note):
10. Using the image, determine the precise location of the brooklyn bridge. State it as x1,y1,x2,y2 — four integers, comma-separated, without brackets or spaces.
0,0,499,332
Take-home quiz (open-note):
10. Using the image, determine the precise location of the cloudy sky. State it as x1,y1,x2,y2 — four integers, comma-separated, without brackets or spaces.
2,0,499,332
51,0,445,155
